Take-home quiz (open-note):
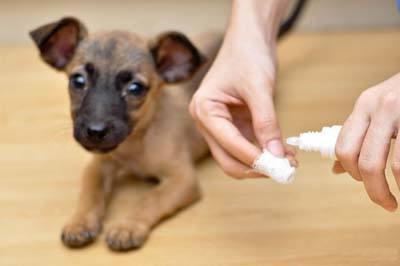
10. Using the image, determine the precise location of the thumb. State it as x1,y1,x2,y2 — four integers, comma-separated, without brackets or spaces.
246,91,284,157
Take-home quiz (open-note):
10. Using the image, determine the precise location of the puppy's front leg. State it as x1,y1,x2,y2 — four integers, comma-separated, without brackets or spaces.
62,157,114,248
106,161,200,251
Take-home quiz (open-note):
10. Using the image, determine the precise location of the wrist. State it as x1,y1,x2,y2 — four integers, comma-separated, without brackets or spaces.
230,0,289,45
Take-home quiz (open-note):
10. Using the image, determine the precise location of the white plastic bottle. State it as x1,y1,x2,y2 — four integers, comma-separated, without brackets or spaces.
286,125,342,159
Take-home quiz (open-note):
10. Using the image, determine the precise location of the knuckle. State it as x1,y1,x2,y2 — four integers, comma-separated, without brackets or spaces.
360,89,373,99
380,91,399,109
358,163,377,177
198,99,221,118
249,76,275,91
335,144,357,162
358,158,382,177
254,116,278,133
356,90,373,107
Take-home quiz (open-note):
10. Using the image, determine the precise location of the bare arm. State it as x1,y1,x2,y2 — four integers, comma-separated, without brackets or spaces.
190,0,292,178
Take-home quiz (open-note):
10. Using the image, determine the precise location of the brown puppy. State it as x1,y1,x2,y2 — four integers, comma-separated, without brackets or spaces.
30,17,221,251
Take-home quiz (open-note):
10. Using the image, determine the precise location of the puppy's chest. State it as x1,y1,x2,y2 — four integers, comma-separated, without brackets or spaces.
110,139,172,179
111,152,157,179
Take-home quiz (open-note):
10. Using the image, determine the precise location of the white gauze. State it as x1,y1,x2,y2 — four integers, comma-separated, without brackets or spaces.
252,150,296,184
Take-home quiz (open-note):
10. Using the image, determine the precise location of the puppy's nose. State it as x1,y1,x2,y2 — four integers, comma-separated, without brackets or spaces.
86,122,108,141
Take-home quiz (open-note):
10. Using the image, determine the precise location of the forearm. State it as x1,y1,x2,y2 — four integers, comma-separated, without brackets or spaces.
229,0,290,45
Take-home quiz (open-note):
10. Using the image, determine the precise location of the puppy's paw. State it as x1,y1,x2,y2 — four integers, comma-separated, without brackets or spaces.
61,218,101,248
105,221,150,251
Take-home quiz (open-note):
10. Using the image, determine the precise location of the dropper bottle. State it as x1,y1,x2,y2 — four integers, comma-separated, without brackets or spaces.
286,125,342,159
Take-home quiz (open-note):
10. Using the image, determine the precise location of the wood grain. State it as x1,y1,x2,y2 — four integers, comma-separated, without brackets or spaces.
1,30,400,266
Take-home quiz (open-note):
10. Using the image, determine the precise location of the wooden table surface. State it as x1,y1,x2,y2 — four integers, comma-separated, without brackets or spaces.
1,30,400,266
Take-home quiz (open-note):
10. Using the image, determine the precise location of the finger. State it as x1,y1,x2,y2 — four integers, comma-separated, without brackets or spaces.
230,105,257,142
284,144,297,157
391,130,400,191
335,110,370,181
332,161,346,174
358,117,397,212
196,123,263,179
286,154,299,168
240,79,281,154
244,90,284,156
197,99,261,166
281,144,298,167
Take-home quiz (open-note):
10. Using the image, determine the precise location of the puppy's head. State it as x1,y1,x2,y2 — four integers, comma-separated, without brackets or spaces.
30,17,204,153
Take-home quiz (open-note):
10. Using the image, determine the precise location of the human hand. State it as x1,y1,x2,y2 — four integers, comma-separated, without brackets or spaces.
334,74,400,211
189,0,295,179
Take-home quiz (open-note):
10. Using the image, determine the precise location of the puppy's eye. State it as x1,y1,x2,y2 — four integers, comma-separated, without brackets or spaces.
126,82,146,97
70,74,86,90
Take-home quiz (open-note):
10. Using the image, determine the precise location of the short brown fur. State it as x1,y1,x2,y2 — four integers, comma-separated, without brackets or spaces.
30,17,221,251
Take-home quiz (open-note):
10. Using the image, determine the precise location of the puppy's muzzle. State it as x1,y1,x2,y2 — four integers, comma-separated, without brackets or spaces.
73,118,128,153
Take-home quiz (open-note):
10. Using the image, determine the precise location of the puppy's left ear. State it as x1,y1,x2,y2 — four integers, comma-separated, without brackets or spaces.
150,32,205,83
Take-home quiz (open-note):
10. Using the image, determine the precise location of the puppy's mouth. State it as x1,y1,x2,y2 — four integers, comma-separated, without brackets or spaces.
82,144,119,153
73,127,130,154
72,117,133,154
75,137,121,153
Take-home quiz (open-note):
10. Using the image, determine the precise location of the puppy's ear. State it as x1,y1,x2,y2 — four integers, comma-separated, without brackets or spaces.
29,17,87,70
150,32,205,83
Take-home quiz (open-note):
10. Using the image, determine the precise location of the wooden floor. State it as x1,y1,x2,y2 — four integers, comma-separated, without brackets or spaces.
1,30,400,266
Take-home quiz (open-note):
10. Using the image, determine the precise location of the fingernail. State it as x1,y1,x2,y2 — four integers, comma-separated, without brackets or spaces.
266,139,285,157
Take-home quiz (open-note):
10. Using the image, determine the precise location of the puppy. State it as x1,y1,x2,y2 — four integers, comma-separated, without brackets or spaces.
30,17,221,251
